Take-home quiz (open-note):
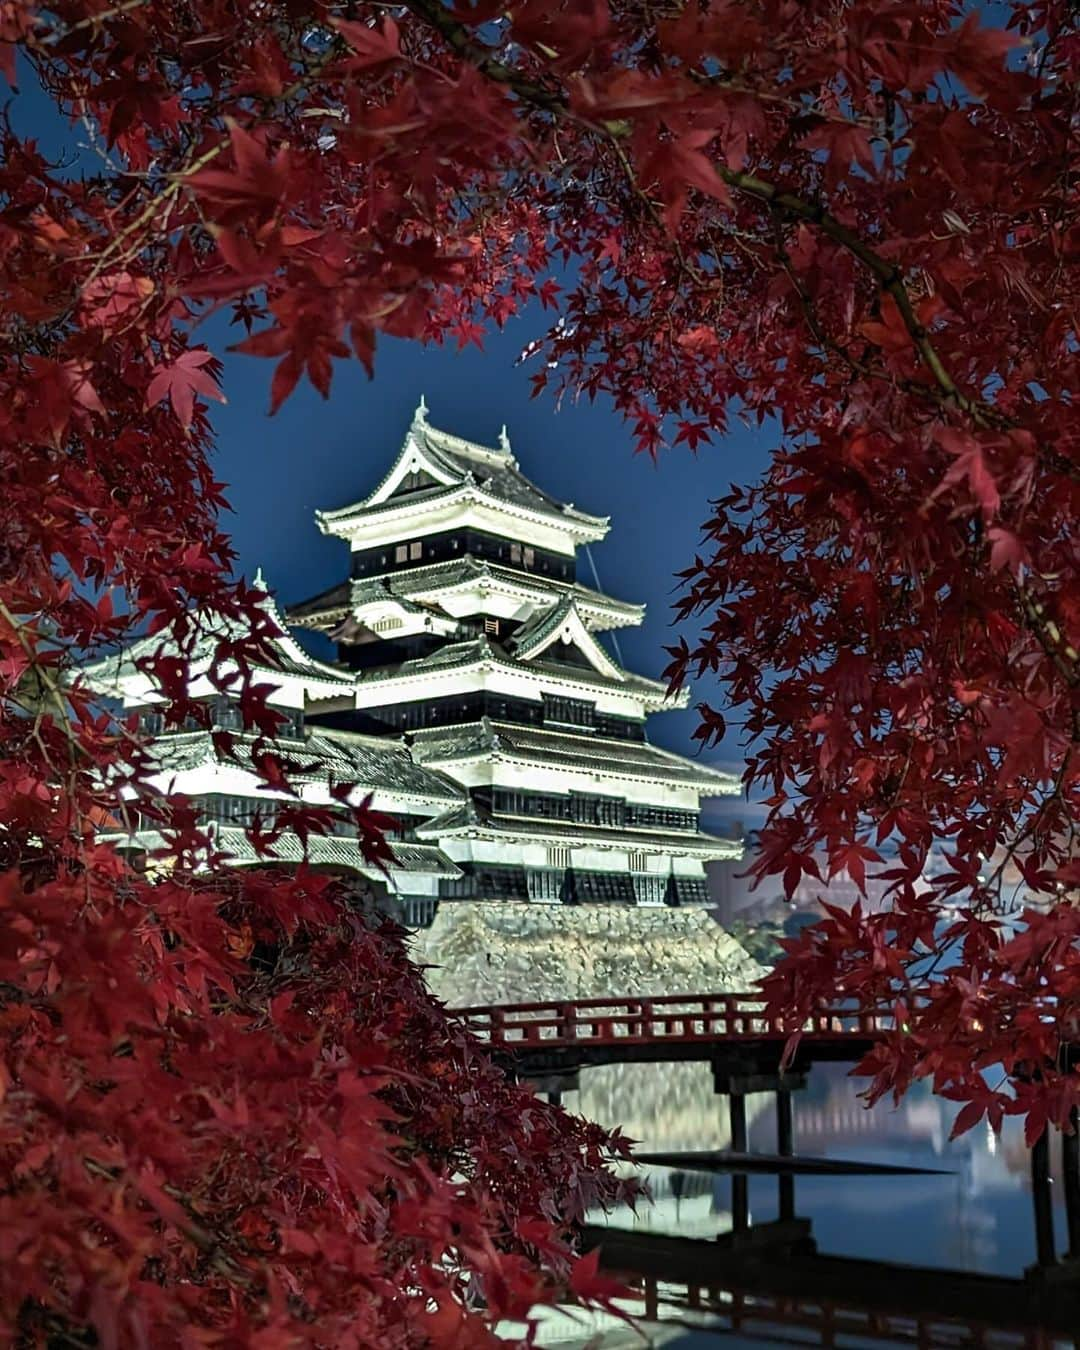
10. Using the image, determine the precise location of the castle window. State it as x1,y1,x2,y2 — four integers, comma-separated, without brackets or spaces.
395,544,408,563
211,697,242,731
484,617,500,636
394,895,438,926
542,693,595,728
527,868,562,902
666,876,709,907
408,540,423,560
596,796,625,827
547,846,571,868
510,542,522,563
633,873,665,904
576,871,636,904
523,546,535,567
569,793,599,824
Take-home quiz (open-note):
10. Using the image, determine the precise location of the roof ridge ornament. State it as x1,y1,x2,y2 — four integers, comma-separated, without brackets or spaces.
413,393,428,425
478,715,502,751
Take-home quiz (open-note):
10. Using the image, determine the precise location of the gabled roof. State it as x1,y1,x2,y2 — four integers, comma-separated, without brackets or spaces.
315,402,609,541
331,580,458,642
509,597,625,681
287,557,644,633
82,572,354,700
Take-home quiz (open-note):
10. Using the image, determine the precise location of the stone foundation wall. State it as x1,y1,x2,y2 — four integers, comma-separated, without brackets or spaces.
410,901,764,1008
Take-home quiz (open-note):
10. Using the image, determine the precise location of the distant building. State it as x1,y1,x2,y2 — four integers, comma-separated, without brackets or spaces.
289,400,742,907
709,831,953,929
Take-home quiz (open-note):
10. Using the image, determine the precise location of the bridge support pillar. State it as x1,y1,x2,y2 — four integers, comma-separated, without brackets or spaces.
1065,1107,1080,1260
729,1093,749,1233
1031,1126,1056,1267
776,1087,796,1222
527,1071,580,1106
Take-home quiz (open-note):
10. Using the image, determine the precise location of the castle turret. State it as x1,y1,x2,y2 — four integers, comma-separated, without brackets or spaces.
82,572,464,926
289,403,741,908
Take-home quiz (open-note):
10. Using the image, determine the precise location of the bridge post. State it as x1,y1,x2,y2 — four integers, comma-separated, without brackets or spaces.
1031,1126,1056,1267
529,1070,580,1106
729,1093,749,1233
1065,1106,1080,1259
777,1086,796,1222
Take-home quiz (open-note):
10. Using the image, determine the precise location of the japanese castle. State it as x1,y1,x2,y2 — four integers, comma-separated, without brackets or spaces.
87,401,741,922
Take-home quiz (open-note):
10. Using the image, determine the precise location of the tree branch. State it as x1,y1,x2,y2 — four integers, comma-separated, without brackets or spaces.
401,0,1079,684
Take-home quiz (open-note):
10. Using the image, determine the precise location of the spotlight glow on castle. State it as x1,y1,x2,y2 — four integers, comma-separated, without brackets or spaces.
89,402,742,927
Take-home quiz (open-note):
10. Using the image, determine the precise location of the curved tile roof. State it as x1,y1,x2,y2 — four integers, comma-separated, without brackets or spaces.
143,729,464,802
111,827,461,878
410,720,739,791
286,559,643,632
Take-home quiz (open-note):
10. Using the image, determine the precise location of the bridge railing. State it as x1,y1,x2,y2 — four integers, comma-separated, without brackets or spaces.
630,1276,1031,1346
453,993,885,1049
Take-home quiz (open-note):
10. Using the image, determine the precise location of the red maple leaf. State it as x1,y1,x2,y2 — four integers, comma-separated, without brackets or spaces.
332,15,402,70
146,350,227,429
189,120,292,218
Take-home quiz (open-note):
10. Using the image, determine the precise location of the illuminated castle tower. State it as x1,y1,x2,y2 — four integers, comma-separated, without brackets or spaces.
289,401,741,907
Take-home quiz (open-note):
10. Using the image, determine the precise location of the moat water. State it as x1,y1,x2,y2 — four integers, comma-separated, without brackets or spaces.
507,1060,1075,1348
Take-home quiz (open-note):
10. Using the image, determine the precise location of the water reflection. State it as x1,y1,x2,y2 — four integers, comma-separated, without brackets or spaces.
562,1061,766,1240
514,1061,1076,1348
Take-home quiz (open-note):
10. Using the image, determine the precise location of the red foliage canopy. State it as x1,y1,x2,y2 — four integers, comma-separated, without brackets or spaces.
1,0,1078,1337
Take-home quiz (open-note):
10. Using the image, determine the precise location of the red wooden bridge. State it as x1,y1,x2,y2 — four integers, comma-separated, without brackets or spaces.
453,991,885,1075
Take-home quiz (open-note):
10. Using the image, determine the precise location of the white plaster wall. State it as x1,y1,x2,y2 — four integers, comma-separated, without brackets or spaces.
480,759,707,806
137,762,449,818
343,497,582,557
354,663,674,715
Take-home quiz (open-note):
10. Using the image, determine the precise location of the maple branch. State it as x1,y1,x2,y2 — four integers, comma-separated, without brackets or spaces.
81,1155,260,1289
401,2,1076,469
400,0,565,111
768,210,874,383
402,0,1079,694
78,141,226,296
1018,587,1080,688
717,170,1007,422
31,0,154,46
402,0,994,418
984,746,1075,916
